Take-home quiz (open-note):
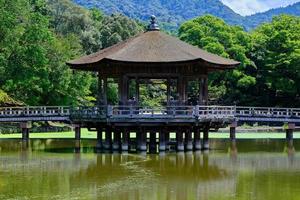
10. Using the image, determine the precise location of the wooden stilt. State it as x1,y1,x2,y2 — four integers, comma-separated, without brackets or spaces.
159,130,166,152
203,128,209,150
176,131,184,151
230,121,237,141
286,123,295,141
122,129,129,151
96,128,103,150
185,129,193,151
74,125,81,140
112,130,121,151
20,122,31,141
137,129,147,151
103,128,112,150
149,131,157,153
194,127,201,150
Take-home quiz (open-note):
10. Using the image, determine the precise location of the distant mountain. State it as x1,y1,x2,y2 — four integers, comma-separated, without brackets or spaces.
72,0,300,31
73,0,244,31
244,2,300,30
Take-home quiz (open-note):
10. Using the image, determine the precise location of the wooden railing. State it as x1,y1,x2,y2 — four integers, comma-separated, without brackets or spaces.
0,106,70,117
235,107,300,118
0,105,299,122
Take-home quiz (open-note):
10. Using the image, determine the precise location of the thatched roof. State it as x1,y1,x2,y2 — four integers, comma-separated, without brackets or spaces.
67,28,240,70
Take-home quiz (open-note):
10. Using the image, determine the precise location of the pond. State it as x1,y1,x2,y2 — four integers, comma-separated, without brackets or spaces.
0,139,299,200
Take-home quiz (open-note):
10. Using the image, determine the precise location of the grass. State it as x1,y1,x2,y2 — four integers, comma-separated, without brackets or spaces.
0,129,299,139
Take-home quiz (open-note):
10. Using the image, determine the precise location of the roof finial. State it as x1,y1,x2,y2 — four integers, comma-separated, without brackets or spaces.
148,15,160,31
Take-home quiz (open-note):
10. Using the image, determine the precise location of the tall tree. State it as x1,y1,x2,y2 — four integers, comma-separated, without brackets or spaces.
179,15,256,105
251,15,300,107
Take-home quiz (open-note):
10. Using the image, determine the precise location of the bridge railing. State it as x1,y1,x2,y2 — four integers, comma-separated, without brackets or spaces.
236,107,300,118
0,106,70,117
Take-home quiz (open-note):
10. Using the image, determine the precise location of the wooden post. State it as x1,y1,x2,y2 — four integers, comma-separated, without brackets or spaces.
199,77,204,105
112,130,121,151
286,123,295,141
230,121,237,141
203,128,209,150
96,128,103,150
122,129,129,151
20,122,32,141
159,129,167,152
74,124,81,140
194,127,201,150
185,129,193,151
176,130,184,151
103,128,112,150
103,76,108,105
203,77,208,105
137,128,147,151
167,78,171,106
149,131,157,153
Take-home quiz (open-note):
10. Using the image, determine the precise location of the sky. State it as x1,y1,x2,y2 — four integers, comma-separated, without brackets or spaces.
221,0,300,16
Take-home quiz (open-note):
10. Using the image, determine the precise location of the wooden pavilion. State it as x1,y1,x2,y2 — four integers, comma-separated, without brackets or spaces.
67,16,240,152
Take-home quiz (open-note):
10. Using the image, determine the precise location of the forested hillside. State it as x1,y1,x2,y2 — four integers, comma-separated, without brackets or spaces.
73,0,244,32
0,0,142,106
244,2,300,30
73,0,300,31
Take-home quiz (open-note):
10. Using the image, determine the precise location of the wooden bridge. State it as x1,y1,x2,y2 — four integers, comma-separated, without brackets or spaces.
0,105,299,152
0,106,299,123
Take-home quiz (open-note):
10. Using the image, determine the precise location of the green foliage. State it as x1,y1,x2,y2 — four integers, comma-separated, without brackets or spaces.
73,0,300,32
179,15,256,105
0,0,142,106
251,15,300,106
179,14,300,106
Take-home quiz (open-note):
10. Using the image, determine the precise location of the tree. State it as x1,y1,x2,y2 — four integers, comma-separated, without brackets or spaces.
179,15,256,105
251,15,300,107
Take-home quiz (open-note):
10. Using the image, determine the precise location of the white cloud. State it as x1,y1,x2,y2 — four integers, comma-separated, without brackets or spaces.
221,0,300,16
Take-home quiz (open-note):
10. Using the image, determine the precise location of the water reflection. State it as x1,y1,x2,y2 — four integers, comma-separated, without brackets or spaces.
0,139,299,200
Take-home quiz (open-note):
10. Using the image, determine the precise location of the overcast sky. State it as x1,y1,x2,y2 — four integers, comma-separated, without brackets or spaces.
221,0,300,16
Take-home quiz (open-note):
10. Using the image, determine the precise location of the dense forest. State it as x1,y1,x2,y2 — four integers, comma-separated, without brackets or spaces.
0,0,299,107
73,0,300,31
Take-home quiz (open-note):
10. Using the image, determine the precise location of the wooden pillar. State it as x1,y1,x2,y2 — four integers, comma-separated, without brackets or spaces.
198,77,204,105
20,122,31,141
149,131,157,153
137,128,147,151
203,77,208,105
103,76,108,105
119,75,128,105
176,130,184,151
112,130,121,151
167,78,171,105
121,129,129,151
136,77,140,105
74,124,81,140
98,72,104,105
286,123,295,141
230,121,237,141
203,128,209,150
194,127,201,150
159,129,167,152
96,128,103,150
178,76,187,105
185,129,193,151
103,128,112,150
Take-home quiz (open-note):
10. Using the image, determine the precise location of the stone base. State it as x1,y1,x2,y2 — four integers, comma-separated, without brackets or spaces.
203,141,209,150
177,143,184,151
185,142,193,151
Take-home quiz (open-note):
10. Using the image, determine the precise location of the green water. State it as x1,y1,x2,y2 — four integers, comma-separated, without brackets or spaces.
0,139,299,200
